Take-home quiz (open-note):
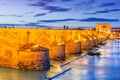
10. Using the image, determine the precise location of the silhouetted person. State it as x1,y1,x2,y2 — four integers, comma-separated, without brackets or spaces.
63,25,66,29
66,26,68,29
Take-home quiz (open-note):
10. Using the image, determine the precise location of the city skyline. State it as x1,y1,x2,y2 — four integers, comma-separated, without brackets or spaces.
0,0,120,28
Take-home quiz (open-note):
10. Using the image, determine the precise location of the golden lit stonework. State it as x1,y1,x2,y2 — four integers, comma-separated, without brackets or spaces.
0,24,112,70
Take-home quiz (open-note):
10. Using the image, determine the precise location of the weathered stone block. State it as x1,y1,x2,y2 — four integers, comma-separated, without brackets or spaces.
66,41,82,54
18,44,50,70
50,44,65,60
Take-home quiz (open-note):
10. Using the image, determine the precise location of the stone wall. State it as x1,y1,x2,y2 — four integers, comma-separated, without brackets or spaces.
18,49,50,70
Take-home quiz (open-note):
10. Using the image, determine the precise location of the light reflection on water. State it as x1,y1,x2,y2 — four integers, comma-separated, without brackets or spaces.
0,67,48,80
0,59,67,80
53,39,120,80
0,48,83,80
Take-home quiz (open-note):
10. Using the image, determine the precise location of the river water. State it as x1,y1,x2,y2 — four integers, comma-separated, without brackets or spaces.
53,39,120,80
0,39,120,80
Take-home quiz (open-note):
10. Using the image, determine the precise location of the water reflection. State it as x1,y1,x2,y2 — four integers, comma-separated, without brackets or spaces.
0,67,48,80
53,39,120,80
1,39,120,80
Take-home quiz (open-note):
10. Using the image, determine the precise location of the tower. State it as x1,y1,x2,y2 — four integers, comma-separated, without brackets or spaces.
96,23,111,34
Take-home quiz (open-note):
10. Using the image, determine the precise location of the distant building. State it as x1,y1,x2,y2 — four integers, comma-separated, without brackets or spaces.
111,27,120,32
96,23,111,34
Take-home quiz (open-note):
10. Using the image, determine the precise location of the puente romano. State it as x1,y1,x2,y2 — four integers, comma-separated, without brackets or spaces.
0,23,117,70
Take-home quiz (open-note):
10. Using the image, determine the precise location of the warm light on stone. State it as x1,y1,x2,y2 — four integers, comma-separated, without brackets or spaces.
66,41,82,54
0,26,111,70
89,38,92,40
50,44,65,60
83,39,86,41
74,40,79,43
32,45,39,48
58,43,65,45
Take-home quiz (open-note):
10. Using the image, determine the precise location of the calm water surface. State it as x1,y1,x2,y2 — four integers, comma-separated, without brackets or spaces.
0,40,120,80
53,39,120,80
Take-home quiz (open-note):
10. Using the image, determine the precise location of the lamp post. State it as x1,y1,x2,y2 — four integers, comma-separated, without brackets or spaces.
27,31,30,43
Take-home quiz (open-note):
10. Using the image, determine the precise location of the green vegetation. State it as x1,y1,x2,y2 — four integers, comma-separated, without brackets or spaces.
93,45,100,48
98,42,107,45
87,51,101,56
17,62,28,70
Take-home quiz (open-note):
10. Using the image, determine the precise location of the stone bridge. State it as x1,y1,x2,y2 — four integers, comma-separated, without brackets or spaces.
0,28,108,57
0,28,109,70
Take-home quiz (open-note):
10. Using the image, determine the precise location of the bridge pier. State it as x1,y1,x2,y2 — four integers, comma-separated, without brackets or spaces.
92,34,98,45
65,40,82,54
86,35,95,47
0,43,50,71
88,35,97,46
80,35,92,50
50,44,66,60
81,40,92,50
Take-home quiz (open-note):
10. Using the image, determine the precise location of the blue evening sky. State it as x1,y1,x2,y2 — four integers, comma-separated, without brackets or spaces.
0,0,120,28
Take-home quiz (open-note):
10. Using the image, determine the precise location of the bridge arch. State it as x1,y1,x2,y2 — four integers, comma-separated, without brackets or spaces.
65,39,81,54
79,34,92,50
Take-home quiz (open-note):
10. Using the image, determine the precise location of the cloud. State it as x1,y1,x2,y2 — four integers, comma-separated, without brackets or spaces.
44,6,71,12
19,20,26,22
0,24,26,27
0,17,118,28
75,0,96,6
25,22,40,26
0,15,6,17
98,2,116,7
61,0,73,2
28,1,47,7
34,13,47,17
38,19,76,22
0,3,7,5
37,18,119,23
10,15,23,17
79,18,119,22
43,0,55,2
27,0,71,12
84,9,120,14
25,11,34,14
0,14,23,17
26,0,34,1
74,0,96,10
0,23,47,27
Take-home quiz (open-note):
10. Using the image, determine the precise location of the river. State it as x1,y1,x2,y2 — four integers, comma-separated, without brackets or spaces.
52,39,120,80
0,39,120,80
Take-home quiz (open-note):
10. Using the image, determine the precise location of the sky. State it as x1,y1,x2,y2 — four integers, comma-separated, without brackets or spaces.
0,0,120,28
